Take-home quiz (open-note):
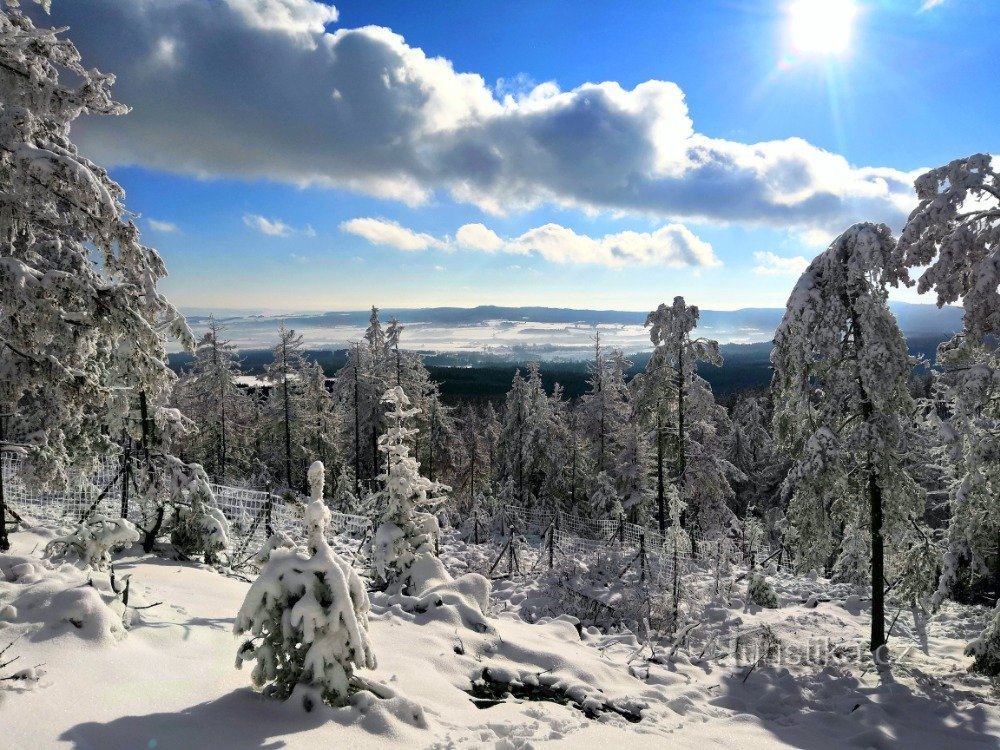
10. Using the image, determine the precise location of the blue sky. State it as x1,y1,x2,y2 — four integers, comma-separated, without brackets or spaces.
39,0,999,311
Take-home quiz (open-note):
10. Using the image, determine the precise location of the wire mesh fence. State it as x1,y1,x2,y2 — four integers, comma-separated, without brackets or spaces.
1,454,371,561
483,504,794,587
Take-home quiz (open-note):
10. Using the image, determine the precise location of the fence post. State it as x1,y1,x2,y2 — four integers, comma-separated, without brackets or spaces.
265,490,274,538
640,532,646,582
672,540,680,631
548,513,558,569
618,512,625,547
474,514,481,545
508,529,515,578
120,440,130,519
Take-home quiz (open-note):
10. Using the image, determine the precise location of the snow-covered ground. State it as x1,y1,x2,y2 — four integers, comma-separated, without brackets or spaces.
2,526,998,749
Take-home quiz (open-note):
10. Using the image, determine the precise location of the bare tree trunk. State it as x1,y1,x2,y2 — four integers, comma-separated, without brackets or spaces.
870,467,886,655
0,435,8,552
281,339,292,488
677,346,686,519
657,404,665,533
429,395,436,482
517,396,524,504
353,345,361,495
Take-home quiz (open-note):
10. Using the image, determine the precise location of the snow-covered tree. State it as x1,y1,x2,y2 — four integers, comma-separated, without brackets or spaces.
772,222,923,653
235,460,376,710
894,156,1000,608
172,317,255,480
580,344,649,521
966,605,1000,679
831,521,870,586
169,462,230,565
45,514,140,570
748,569,779,609
372,387,447,594
0,5,193,550
639,297,738,537
299,360,340,493
588,470,623,520
894,153,1000,341
495,363,563,508
262,323,310,490
728,395,788,518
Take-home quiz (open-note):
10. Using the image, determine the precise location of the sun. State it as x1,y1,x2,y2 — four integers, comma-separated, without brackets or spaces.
787,0,857,56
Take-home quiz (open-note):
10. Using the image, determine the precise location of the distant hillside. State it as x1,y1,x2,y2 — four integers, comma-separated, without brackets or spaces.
168,333,951,404
177,301,963,357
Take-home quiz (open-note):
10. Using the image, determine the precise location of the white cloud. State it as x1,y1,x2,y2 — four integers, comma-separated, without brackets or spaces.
243,214,294,236
509,224,719,268
753,251,809,276
340,217,446,251
148,218,179,232
346,217,720,269
796,228,835,248
41,0,919,233
919,0,947,11
455,223,505,252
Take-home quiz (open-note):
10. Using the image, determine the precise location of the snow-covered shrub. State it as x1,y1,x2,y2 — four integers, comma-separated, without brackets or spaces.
170,464,230,564
252,530,298,566
589,471,623,520
831,522,870,585
235,461,376,710
966,606,1000,680
747,569,779,609
45,515,140,570
373,387,448,594
663,485,692,555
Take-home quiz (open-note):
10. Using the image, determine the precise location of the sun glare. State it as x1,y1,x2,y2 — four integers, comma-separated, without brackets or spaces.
788,0,857,56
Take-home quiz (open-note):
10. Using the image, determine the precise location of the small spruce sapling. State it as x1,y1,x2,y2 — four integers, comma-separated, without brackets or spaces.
748,569,779,609
373,387,447,594
966,606,1000,680
169,463,230,564
235,461,376,710
45,515,140,570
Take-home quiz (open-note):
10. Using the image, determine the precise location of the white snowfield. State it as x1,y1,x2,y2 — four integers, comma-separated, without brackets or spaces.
1,526,998,750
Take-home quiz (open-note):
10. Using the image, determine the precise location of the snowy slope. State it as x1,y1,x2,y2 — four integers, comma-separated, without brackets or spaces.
1,527,998,749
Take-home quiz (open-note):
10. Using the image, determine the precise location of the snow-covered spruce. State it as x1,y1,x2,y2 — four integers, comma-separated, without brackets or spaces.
638,296,742,536
45,515,140,571
252,529,298,566
0,3,195,553
772,222,923,652
234,461,376,710
372,387,448,595
966,605,1000,679
168,462,230,565
747,569,779,609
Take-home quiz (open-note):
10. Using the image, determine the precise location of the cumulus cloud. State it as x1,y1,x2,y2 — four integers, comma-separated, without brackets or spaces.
40,0,919,232
243,214,315,237
753,251,810,276
341,217,446,251
345,218,720,269
454,223,505,252
148,218,179,232
243,214,294,236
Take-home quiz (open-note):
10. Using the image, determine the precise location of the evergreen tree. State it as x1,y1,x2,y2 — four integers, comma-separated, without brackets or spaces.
235,461,376,710
895,154,1000,607
640,297,739,538
372,387,447,594
172,317,255,480
772,222,922,654
263,323,308,490
0,5,193,549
